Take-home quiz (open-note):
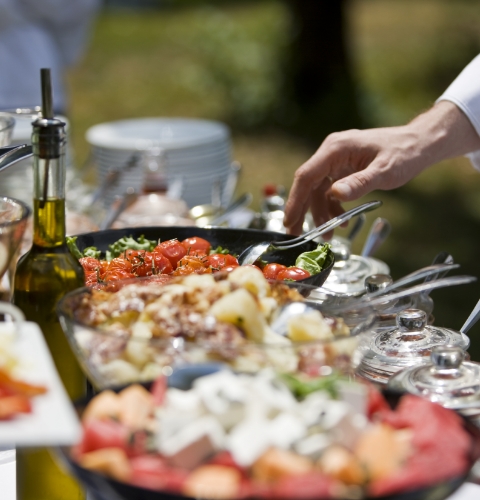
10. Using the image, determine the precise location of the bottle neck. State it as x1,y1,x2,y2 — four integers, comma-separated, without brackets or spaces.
31,121,67,247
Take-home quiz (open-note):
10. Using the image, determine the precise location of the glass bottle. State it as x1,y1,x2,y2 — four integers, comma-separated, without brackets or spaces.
13,72,85,500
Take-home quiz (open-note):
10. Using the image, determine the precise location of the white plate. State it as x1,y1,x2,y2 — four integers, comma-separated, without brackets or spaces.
0,320,81,448
86,118,230,150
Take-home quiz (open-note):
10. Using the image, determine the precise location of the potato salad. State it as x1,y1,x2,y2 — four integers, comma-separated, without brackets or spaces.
65,267,356,388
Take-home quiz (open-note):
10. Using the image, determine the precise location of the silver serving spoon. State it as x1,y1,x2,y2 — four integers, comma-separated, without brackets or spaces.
238,200,382,265
270,301,376,338
365,263,460,300
361,217,391,257
415,252,454,314
460,298,480,334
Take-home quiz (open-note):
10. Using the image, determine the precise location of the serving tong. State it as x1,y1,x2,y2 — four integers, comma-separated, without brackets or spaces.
238,200,382,265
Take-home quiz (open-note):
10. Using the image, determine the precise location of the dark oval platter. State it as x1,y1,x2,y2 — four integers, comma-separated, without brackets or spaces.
72,226,335,288
58,364,480,500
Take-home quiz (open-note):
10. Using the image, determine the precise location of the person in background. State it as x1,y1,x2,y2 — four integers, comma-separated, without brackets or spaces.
284,54,480,235
0,0,100,115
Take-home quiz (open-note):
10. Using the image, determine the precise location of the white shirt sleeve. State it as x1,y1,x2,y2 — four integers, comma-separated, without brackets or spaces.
436,54,480,170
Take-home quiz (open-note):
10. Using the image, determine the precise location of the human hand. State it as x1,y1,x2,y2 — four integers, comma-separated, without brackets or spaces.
283,125,426,235
283,101,480,235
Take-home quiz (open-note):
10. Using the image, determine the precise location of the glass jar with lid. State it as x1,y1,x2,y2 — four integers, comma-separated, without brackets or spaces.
388,345,480,419
356,308,470,385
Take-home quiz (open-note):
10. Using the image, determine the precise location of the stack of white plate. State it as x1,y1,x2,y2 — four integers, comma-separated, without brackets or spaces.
86,118,233,209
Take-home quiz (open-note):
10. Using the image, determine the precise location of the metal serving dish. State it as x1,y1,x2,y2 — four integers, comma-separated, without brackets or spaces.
71,226,334,288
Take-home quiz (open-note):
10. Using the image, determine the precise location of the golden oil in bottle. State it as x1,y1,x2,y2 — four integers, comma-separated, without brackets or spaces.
13,78,86,500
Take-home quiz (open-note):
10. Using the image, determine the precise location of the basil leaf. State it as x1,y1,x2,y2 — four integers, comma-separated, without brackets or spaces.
295,243,331,276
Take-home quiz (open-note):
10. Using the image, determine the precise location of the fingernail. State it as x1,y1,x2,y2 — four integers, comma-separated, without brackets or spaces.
334,182,352,199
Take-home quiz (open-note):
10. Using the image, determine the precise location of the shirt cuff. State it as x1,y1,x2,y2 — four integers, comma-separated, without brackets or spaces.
436,54,480,170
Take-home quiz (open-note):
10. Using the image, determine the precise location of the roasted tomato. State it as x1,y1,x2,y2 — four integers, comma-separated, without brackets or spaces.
125,250,173,277
206,254,239,271
262,263,287,280
79,257,101,272
155,240,187,269
173,255,212,276
181,236,211,255
103,258,135,282
276,267,311,281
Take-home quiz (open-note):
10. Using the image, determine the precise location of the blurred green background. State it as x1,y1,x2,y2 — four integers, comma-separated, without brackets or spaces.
66,0,480,358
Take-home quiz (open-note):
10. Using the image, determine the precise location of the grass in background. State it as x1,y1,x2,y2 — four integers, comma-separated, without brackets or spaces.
67,0,480,356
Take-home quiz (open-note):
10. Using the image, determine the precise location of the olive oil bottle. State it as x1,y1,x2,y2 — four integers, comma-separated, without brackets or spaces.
13,69,85,500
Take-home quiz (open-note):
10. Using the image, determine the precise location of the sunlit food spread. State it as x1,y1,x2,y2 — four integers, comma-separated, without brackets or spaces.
2,47,480,500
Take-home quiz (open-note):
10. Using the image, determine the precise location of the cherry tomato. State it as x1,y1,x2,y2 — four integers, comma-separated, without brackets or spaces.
276,267,311,281
262,263,287,280
103,257,135,282
206,254,239,271
155,239,187,269
79,257,101,272
173,255,211,276
181,236,211,255
125,250,173,277
80,257,102,285
151,250,174,275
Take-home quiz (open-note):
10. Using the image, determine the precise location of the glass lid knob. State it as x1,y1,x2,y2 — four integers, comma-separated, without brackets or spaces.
396,308,427,331
431,345,464,370
365,273,393,293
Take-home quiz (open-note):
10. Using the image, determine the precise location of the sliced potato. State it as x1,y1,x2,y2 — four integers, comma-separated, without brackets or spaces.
209,288,266,342
287,310,334,342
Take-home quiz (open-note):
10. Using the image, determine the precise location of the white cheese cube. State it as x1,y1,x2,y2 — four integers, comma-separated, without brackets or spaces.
227,416,272,467
268,413,306,449
294,433,332,460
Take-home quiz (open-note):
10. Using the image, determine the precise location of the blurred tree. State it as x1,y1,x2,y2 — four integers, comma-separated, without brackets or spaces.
280,0,363,143
104,0,363,143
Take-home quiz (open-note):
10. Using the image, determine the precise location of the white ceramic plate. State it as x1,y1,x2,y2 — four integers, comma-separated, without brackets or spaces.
0,318,81,448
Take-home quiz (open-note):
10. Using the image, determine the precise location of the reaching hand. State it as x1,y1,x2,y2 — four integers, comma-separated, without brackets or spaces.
283,101,480,235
